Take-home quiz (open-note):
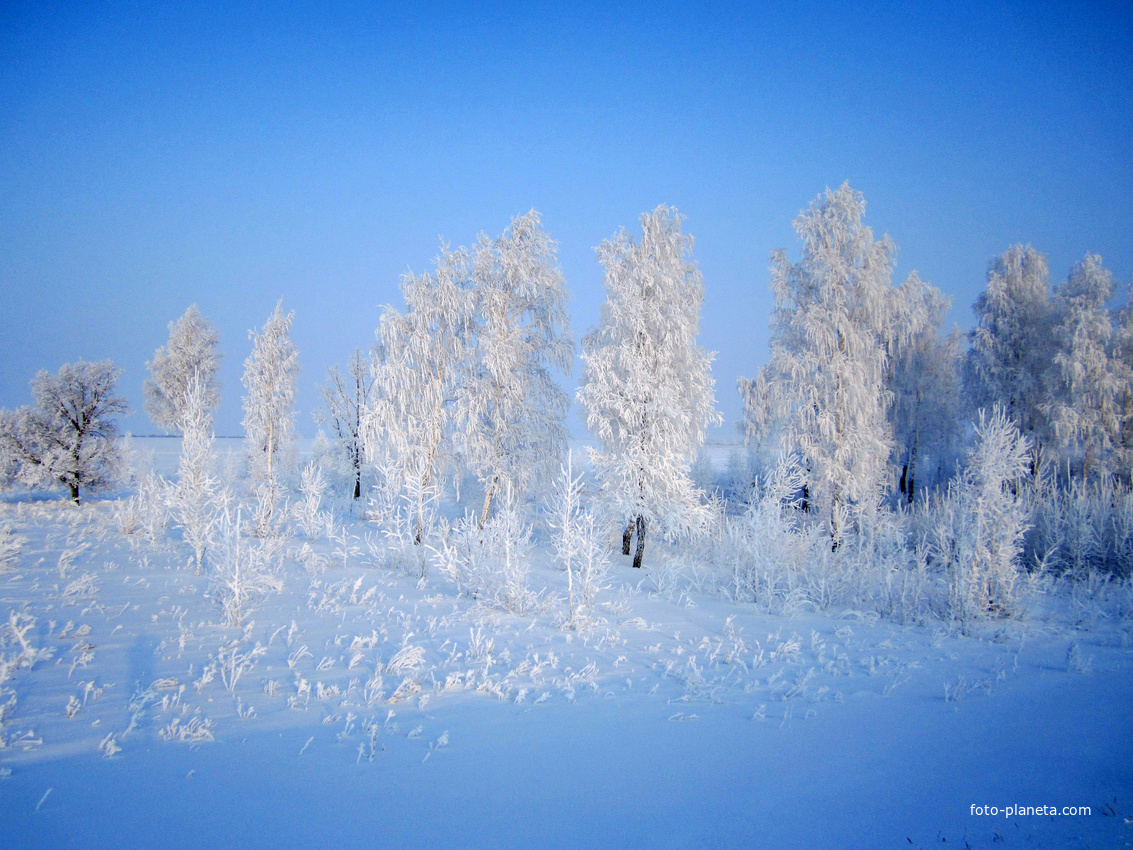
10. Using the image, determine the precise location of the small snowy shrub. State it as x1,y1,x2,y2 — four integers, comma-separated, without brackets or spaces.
548,452,609,626
293,461,331,540
115,471,170,544
0,612,54,746
572,510,611,622
930,409,1032,623
714,455,814,615
368,459,438,576
210,507,283,627
1025,474,1133,578
434,498,536,614
0,524,26,573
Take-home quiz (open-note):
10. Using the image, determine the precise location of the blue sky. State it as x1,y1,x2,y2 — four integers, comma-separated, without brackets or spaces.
2,0,1130,437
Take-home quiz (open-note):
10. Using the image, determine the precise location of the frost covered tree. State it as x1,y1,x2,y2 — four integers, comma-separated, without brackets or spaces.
242,301,299,524
965,245,1055,462
888,272,962,503
144,305,221,433
1044,254,1119,481
1113,301,1133,480
740,184,897,539
366,248,474,543
316,349,375,500
459,210,573,526
578,205,720,569
930,408,1032,623
0,360,129,504
170,372,220,574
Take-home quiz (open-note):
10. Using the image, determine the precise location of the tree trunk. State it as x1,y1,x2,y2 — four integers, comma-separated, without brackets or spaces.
906,439,918,505
353,466,362,500
69,482,80,505
479,476,498,529
622,520,634,555
632,514,646,569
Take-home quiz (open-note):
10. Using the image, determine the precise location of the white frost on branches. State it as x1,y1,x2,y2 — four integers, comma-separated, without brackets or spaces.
144,305,221,433
1045,254,1120,481
578,205,720,568
458,210,574,526
366,247,474,544
242,301,299,532
0,360,129,504
930,408,1033,623
169,372,221,574
316,349,375,501
740,183,897,538
965,245,1054,456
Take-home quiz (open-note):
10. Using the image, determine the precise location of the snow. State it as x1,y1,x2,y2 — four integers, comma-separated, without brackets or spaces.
2,440,1132,849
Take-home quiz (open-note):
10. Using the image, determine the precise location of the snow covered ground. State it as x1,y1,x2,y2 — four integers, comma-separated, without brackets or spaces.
2,441,1132,849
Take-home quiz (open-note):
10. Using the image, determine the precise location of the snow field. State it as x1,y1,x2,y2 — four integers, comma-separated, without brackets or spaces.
1,478,1132,848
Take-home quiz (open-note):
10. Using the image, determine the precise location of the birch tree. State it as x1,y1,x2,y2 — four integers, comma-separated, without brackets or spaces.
316,349,375,500
170,372,220,574
965,244,1055,463
888,272,962,503
366,249,474,543
242,301,299,526
1044,254,1119,481
740,183,896,539
578,205,720,569
144,305,221,432
1113,301,1133,481
459,210,573,526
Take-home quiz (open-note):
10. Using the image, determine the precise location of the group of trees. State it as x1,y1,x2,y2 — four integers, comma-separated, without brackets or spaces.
1,187,1129,593
740,184,1130,546
967,246,1133,482
362,206,719,572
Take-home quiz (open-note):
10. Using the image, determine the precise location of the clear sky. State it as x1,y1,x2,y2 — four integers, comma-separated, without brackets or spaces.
2,0,1130,438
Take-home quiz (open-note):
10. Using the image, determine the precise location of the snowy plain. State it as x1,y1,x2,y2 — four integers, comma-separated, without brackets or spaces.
1,440,1131,849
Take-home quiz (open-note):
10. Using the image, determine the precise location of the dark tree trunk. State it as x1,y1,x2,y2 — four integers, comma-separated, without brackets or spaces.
622,521,634,556
632,515,646,569
69,483,80,505
353,470,362,501
906,441,918,506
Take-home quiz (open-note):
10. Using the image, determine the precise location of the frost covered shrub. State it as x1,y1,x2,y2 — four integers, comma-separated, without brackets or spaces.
710,455,928,621
0,524,26,573
242,301,299,533
834,508,930,624
367,460,437,576
210,507,283,628
548,454,610,627
1025,474,1133,578
928,409,1033,623
714,455,815,615
434,499,535,614
115,471,170,544
293,461,331,540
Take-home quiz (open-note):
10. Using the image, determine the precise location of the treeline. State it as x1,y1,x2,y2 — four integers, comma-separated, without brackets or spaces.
1,186,1130,624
